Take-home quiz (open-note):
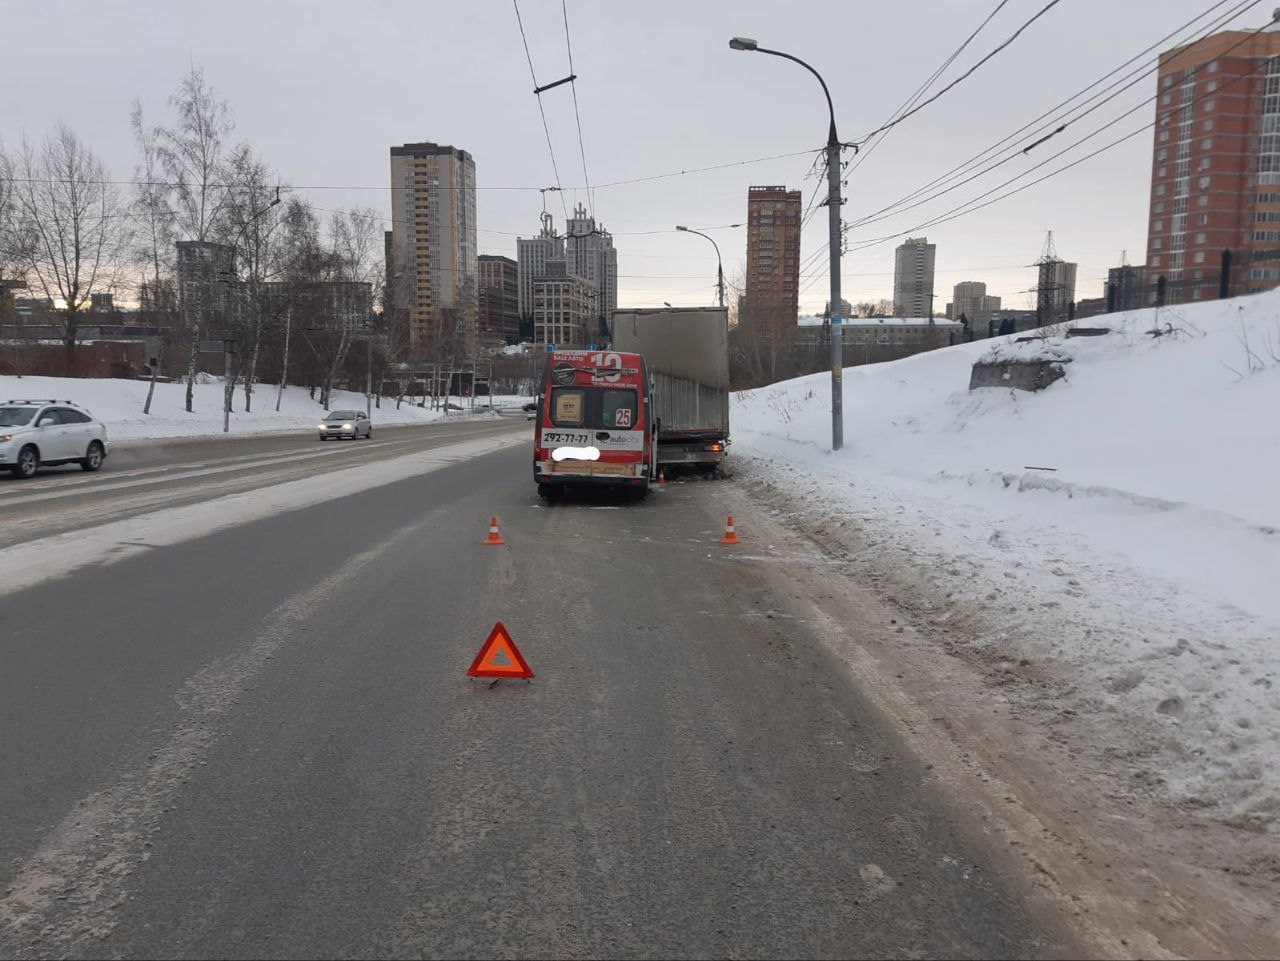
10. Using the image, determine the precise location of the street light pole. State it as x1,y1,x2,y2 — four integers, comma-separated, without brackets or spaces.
675,225,735,309
730,36,844,451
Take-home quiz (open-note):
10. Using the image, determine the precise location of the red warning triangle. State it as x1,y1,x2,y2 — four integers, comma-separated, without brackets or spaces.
466,621,534,679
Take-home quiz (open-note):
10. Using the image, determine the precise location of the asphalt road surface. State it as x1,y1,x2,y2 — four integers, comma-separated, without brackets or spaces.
0,415,523,549
0,426,1078,959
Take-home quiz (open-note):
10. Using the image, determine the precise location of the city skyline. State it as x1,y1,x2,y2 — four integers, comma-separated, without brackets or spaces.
1,1,1271,315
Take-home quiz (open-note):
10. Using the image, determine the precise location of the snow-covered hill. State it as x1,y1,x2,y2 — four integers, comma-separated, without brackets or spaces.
734,290,1280,830
0,375,525,442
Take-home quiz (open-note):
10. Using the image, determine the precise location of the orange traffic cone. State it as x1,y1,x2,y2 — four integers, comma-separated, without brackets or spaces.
720,516,741,545
483,516,505,546
657,467,666,488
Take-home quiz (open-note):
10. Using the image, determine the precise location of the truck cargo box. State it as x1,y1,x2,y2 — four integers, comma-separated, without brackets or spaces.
611,308,729,468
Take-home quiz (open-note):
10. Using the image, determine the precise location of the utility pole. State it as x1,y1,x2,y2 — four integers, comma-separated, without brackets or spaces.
825,116,843,451
365,329,373,417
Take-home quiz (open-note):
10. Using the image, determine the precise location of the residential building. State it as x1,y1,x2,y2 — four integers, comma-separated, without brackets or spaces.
261,280,372,332
517,212,566,328
1,279,27,324
948,281,1001,325
477,254,520,349
986,309,1038,337
532,260,595,348
744,185,802,318
566,203,617,342
176,240,237,332
1036,259,1077,323
893,237,936,317
1146,22,1280,303
1106,263,1147,311
389,141,478,354
796,314,961,365
1074,297,1109,319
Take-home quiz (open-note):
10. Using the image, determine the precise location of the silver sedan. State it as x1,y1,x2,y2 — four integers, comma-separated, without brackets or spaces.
318,410,372,440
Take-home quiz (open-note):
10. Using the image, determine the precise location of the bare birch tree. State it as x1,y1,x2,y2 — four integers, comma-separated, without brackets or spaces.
275,197,321,411
0,143,21,279
324,207,380,408
130,100,176,413
380,269,412,409
154,67,234,411
7,125,130,376
221,145,282,412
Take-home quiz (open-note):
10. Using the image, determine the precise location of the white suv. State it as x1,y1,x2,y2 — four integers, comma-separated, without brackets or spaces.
0,400,110,478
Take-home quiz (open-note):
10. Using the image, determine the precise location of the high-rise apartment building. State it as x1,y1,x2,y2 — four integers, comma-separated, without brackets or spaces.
893,237,937,317
533,261,595,347
389,141,477,354
744,186,802,317
176,240,237,330
1106,264,1147,311
949,281,1001,324
1146,23,1280,303
517,212,566,326
566,203,617,342
477,254,519,349
1036,259,1078,322
516,206,613,348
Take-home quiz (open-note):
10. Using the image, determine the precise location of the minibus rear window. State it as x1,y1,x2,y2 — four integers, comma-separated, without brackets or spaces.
548,386,638,430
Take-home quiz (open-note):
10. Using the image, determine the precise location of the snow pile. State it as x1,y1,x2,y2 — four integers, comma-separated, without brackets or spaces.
733,290,1280,830
0,375,528,442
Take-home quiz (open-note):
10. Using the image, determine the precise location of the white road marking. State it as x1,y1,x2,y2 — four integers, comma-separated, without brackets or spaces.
0,514,440,947
0,424,519,505
0,432,525,599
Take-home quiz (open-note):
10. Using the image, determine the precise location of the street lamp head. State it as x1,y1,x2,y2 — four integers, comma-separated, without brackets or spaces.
675,225,689,232
728,36,758,51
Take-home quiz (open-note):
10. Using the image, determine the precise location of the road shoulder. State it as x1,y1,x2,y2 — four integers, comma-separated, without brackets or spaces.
722,461,1279,961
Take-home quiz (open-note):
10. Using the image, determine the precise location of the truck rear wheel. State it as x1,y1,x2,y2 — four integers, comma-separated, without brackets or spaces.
538,483,563,501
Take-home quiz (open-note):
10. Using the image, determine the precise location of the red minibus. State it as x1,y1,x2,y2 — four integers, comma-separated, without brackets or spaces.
532,350,655,500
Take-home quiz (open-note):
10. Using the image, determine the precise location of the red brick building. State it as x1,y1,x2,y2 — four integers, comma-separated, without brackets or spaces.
744,185,802,316
1146,26,1280,303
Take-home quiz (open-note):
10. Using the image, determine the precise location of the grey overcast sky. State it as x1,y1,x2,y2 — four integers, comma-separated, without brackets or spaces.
2,0,1269,312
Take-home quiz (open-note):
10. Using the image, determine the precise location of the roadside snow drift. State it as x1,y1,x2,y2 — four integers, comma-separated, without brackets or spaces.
734,290,1280,831
0,375,524,442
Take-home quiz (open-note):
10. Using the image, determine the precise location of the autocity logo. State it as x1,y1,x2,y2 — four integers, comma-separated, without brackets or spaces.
551,362,578,386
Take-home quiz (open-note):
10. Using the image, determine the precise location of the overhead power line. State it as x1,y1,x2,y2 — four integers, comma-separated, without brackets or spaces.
513,0,570,221
844,12,1280,255
561,0,594,219
854,0,1066,145
847,0,1258,230
590,148,819,189
850,0,1013,174
0,149,817,196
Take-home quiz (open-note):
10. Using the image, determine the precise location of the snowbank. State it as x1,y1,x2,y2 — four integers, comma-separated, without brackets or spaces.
0,375,530,442
734,290,1280,830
